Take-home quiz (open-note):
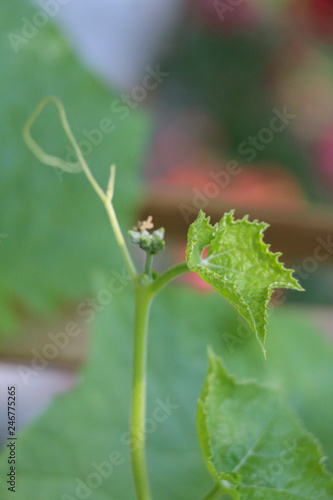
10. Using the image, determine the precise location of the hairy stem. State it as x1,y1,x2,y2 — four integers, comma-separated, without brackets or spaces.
130,262,189,499
131,287,152,500
148,262,189,296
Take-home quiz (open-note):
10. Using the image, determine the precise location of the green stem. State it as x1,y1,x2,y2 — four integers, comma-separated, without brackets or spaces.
201,484,222,500
130,262,189,499
131,287,152,500
144,253,154,278
148,262,189,297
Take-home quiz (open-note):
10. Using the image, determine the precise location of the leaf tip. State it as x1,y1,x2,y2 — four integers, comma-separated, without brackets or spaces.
206,345,217,365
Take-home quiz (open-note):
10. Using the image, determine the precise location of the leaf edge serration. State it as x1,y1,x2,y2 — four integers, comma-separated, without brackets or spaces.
186,210,304,356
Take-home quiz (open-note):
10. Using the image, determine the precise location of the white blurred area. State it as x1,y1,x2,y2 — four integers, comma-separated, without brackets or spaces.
0,363,76,443
32,0,187,89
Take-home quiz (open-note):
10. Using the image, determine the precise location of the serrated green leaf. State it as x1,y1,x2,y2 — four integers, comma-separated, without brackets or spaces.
186,210,303,355
197,349,333,500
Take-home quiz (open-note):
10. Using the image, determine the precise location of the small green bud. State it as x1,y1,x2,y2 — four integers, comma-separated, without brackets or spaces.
151,228,165,254
128,217,165,255
128,230,143,246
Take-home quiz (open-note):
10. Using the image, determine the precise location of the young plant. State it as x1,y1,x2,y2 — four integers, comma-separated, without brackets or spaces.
24,97,333,500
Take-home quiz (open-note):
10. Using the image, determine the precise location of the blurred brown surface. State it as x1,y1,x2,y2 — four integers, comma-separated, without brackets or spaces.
139,186,333,264
0,303,332,368
0,310,88,370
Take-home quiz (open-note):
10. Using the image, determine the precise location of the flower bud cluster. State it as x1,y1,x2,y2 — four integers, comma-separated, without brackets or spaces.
128,227,165,255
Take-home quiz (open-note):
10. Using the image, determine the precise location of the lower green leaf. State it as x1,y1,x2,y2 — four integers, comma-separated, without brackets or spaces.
0,289,332,499
198,349,333,499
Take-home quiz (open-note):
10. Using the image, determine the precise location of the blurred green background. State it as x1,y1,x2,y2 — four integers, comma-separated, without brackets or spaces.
0,0,333,498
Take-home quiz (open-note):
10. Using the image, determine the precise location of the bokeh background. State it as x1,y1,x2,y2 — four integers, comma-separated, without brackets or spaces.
1,1,333,499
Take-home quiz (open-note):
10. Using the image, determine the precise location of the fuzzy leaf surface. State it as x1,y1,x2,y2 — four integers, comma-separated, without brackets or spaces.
186,210,302,354
198,349,333,499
